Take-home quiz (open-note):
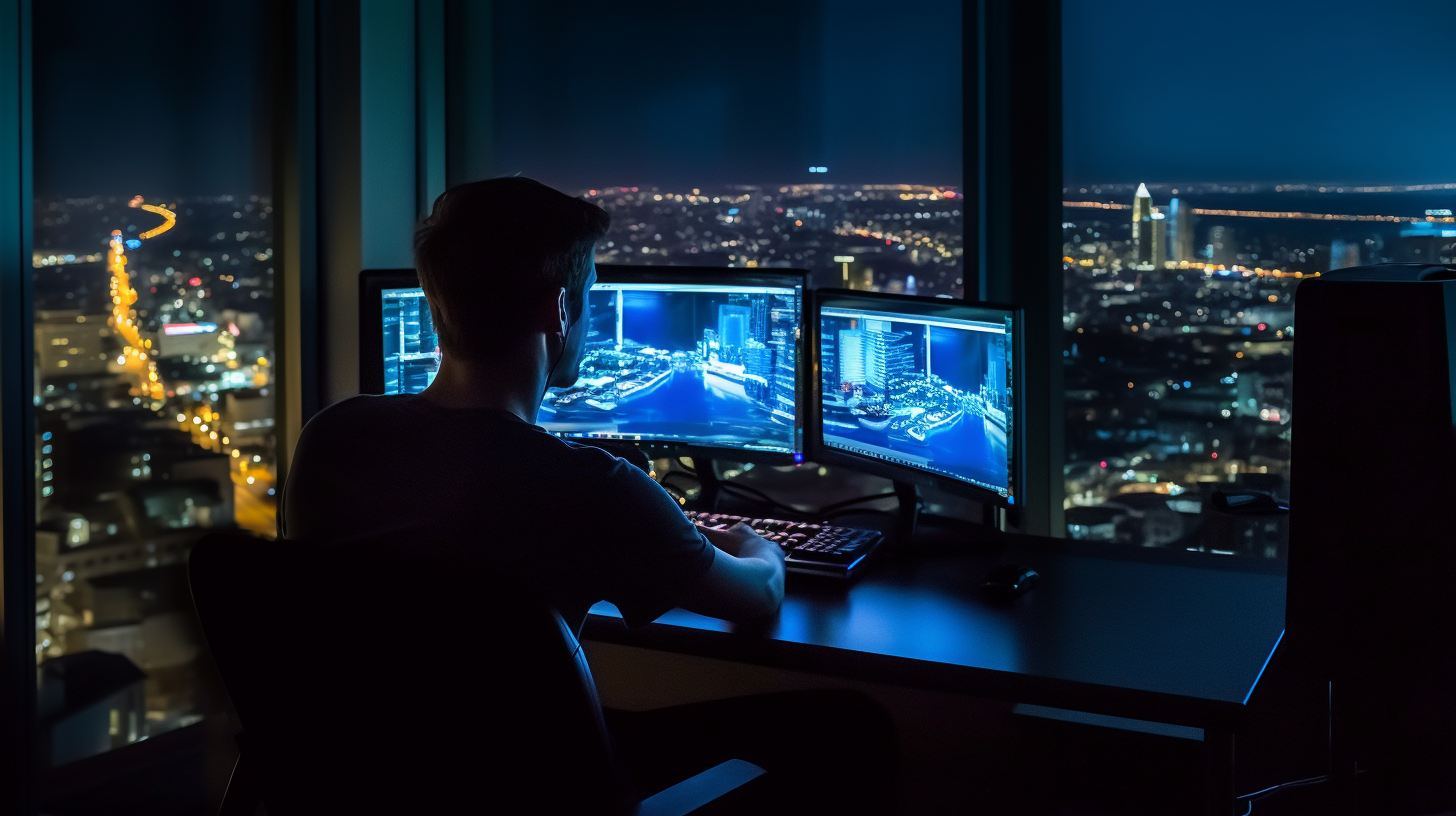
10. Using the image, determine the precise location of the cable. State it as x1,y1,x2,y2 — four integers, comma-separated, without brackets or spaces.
815,490,900,514
1235,773,1330,815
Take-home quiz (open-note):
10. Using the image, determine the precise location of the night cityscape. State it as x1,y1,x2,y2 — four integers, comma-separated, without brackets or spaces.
542,284,802,454
31,194,276,754
1061,181,1456,555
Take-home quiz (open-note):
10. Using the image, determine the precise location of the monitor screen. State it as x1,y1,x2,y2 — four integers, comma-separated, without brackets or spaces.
816,291,1016,504
541,273,805,457
379,285,440,394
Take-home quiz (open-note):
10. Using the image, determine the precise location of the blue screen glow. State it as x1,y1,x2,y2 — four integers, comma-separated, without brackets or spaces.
541,282,803,454
819,301,1014,499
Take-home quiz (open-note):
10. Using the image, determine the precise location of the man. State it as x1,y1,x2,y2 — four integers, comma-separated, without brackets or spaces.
282,177,894,814
282,177,784,632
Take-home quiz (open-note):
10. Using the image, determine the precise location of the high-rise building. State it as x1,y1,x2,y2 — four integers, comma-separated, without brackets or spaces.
1330,238,1361,270
838,329,866,385
1167,197,1195,262
743,339,773,404
1151,213,1166,267
866,330,914,391
820,334,838,397
750,298,769,343
1132,182,1154,264
718,304,750,349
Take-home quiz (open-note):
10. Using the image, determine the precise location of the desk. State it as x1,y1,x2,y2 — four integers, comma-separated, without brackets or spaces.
585,523,1286,816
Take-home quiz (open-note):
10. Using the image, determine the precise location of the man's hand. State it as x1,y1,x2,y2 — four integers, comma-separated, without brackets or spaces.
700,522,782,561
685,522,785,621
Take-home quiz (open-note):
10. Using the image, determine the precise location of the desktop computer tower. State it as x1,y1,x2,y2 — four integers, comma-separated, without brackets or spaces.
1289,263,1456,810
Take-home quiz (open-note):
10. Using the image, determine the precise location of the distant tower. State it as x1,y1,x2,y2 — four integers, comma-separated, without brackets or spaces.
1168,197,1195,262
1132,183,1154,264
1151,213,1166,267
1330,239,1361,270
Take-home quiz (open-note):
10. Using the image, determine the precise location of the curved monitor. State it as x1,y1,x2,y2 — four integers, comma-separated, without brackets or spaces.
812,289,1019,506
540,266,807,461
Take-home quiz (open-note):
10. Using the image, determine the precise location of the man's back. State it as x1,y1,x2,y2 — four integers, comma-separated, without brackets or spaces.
281,394,714,631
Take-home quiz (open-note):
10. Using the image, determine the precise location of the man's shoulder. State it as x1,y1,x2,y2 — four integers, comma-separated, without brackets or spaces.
300,394,413,437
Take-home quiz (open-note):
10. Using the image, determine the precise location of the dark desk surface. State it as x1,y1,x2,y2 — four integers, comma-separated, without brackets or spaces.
585,519,1286,733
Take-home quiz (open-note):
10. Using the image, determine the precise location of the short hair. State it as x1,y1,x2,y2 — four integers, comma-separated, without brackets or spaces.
413,177,610,358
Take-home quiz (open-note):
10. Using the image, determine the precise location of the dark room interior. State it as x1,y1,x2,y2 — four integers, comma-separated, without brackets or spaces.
4,1,1456,814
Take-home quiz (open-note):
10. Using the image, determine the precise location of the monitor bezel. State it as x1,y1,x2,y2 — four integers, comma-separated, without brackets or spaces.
359,268,422,395
552,264,810,465
809,288,1022,509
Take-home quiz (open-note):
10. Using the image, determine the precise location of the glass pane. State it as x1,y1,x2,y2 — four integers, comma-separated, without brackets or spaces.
31,0,275,765
471,0,965,296
1060,0,1456,556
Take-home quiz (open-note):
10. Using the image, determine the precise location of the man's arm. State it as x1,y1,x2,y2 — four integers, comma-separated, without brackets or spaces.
680,523,785,622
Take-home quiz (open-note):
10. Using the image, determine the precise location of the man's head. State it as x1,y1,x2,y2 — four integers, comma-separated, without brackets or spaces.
414,177,609,383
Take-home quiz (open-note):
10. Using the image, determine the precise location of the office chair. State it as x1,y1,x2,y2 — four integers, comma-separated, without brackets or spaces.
188,529,764,815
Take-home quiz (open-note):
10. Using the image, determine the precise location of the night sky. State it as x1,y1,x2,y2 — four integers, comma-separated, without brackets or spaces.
32,0,268,199
1064,0,1456,184
489,0,963,190
37,0,1448,198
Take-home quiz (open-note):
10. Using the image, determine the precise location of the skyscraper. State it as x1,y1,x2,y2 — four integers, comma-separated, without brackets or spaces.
1132,182,1154,264
718,304,750,349
1167,197,1195,262
750,298,769,343
839,329,866,385
867,330,914,391
1151,213,1166,267
743,339,773,404
820,334,838,397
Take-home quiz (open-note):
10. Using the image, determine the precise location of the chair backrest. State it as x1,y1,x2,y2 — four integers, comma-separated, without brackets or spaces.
189,529,634,815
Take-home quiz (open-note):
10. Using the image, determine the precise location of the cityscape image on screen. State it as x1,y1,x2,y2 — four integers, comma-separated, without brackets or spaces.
819,304,1014,499
541,282,803,454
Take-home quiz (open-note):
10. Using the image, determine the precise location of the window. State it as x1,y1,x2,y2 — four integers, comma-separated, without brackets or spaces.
30,0,276,763
451,0,965,296
1061,0,1456,555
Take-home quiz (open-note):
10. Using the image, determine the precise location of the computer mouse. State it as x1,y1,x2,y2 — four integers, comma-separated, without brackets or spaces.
982,564,1039,598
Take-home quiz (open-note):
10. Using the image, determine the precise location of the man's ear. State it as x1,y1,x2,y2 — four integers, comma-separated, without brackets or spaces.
553,287,568,337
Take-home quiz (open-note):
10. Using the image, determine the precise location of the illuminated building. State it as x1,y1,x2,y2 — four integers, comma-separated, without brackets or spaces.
1132,182,1154,263
1167,197,1194,262
743,340,773,402
750,298,769,343
1151,213,1166,267
838,329,866,385
820,333,837,397
867,330,914,391
1330,238,1361,270
718,304,750,349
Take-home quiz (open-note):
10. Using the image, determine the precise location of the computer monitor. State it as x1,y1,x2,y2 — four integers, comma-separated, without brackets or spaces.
540,266,807,461
812,289,1019,507
359,269,433,396
359,266,808,461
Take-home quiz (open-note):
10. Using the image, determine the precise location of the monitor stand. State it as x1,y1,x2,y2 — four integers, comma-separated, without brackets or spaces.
892,480,921,541
694,456,723,509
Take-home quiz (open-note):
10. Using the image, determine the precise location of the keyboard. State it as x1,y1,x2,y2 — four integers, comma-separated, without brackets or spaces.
683,510,884,579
